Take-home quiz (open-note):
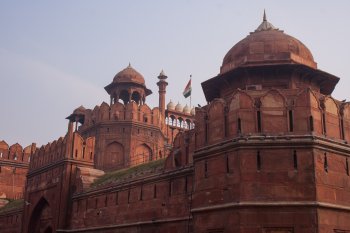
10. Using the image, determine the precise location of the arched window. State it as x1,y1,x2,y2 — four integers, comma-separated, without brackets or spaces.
119,90,129,104
178,117,184,128
169,115,176,126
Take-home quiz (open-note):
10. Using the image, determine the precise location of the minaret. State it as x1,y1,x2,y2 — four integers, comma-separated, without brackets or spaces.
157,70,168,117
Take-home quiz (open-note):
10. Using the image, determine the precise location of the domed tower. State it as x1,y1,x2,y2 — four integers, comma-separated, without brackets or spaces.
192,12,350,233
105,63,152,105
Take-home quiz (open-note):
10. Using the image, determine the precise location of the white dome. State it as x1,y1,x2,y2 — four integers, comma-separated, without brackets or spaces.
167,100,175,110
190,107,195,115
183,104,190,114
175,102,183,112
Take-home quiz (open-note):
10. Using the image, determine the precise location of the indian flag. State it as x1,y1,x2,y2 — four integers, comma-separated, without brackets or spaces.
183,77,192,98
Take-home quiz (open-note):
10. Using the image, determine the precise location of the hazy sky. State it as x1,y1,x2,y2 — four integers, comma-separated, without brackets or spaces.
1,1,350,147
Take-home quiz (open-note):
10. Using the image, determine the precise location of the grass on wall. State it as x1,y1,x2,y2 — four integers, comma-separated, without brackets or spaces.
92,158,166,188
0,199,24,213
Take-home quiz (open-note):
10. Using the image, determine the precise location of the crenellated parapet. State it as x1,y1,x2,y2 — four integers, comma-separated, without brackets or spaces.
29,136,67,171
0,140,35,164
29,133,95,171
73,101,162,132
0,141,34,200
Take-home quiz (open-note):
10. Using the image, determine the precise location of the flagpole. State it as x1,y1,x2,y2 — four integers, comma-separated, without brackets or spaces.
190,75,192,109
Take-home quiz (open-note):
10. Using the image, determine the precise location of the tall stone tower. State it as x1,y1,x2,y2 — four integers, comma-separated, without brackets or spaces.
157,70,168,117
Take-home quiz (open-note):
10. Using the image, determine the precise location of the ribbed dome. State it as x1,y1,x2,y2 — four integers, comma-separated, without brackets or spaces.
167,100,175,110
220,13,316,74
175,102,183,112
113,63,145,85
183,104,190,114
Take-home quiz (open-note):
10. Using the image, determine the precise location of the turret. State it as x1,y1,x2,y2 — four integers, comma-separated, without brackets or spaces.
66,105,85,157
105,63,152,105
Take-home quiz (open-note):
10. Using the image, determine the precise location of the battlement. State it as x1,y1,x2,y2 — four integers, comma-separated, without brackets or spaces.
0,140,36,164
0,141,32,200
29,133,95,171
77,101,162,131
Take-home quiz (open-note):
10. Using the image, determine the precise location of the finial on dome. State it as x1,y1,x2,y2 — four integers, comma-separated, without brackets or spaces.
160,69,166,76
255,10,278,32
128,62,131,68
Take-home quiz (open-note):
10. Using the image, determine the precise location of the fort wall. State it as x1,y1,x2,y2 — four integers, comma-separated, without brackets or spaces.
0,141,34,199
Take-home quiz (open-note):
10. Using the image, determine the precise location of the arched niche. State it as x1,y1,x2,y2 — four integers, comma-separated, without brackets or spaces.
228,91,254,136
131,144,152,166
324,97,340,138
294,89,312,132
104,142,124,169
260,90,287,133
207,99,226,143
308,91,323,134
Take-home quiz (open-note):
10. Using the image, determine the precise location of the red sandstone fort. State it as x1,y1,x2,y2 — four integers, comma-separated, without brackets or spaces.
1,13,350,233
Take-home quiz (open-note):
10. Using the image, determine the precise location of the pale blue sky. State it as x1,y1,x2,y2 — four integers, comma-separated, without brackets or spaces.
1,1,350,146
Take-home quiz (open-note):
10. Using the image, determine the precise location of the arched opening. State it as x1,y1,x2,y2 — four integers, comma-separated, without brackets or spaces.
186,119,191,129
119,90,129,104
131,91,141,105
178,117,184,128
28,197,53,233
169,115,176,126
